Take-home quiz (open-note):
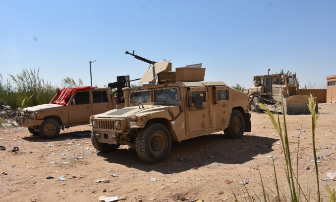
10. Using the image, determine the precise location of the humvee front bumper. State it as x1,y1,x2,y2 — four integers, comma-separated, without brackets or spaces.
93,130,119,145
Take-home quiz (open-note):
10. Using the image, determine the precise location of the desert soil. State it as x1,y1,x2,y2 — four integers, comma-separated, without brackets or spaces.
0,104,336,202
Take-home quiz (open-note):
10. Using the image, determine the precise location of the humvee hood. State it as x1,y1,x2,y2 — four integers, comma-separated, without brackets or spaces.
96,105,178,118
23,104,64,112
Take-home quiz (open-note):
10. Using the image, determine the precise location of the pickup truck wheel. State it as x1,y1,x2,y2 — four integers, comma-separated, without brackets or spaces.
91,132,119,152
39,119,60,139
136,123,171,164
224,110,245,139
28,127,39,136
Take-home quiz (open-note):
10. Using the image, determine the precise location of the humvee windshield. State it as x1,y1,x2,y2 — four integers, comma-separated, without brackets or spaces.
154,88,178,102
130,91,150,104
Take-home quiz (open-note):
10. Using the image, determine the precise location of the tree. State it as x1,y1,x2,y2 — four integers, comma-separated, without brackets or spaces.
231,83,244,91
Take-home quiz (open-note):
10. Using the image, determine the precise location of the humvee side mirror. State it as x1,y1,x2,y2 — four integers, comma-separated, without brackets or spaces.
72,99,76,105
194,96,203,110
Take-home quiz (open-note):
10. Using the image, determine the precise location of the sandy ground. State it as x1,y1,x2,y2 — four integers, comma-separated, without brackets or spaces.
0,103,336,202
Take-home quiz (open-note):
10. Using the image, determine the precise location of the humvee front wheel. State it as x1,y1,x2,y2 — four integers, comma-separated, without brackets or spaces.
224,110,245,139
28,127,39,136
39,119,60,139
136,123,171,164
91,133,119,152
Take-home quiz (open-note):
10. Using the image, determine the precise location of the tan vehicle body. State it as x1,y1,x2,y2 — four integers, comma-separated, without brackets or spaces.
91,63,251,163
246,72,317,114
17,88,121,138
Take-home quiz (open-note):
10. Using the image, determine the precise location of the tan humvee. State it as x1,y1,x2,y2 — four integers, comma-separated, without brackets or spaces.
90,56,251,163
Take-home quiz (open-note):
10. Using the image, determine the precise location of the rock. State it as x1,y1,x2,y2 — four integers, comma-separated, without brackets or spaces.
172,193,187,201
179,156,192,162
173,180,178,183
225,179,233,184
50,161,58,164
46,176,55,179
58,176,66,181
2,171,8,175
151,178,157,182
210,155,215,159
110,174,118,177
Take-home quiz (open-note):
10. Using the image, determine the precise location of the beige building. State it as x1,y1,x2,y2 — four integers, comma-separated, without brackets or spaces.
326,75,336,103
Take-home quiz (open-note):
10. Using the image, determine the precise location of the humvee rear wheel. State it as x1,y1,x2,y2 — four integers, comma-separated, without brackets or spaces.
91,132,119,152
224,110,245,139
39,119,60,139
28,127,39,136
136,123,171,164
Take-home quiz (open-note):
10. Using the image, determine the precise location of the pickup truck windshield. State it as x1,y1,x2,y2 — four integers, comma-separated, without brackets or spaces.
154,88,178,102
130,91,150,104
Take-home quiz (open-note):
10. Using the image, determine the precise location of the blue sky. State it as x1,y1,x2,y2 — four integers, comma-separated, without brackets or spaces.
0,0,335,89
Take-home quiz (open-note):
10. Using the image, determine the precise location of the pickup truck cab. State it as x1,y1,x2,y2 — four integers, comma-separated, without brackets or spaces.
17,87,118,138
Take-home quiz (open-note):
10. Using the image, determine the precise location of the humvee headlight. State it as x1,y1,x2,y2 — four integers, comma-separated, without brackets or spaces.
92,120,98,128
115,120,121,130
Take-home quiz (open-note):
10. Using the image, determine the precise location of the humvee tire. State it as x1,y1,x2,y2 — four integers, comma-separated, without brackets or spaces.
39,119,60,139
224,110,245,139
28,127,39,136
136,123,171,164
91,133,119,152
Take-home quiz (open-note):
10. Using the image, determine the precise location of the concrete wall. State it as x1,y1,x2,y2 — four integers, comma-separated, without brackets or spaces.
299,89,327,103
326,75,336,103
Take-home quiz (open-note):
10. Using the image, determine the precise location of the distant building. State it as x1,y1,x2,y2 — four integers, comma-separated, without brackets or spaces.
326,75,336,103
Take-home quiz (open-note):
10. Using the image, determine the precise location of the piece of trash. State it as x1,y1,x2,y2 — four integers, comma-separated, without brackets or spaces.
196,178,202,181
267,156,276,159
96,179,110,183
12,147,19,152
225,179,233,184
311,160,321,163
67,142,74,145
151,178,157,182
327,172,336,180
11,121,18,127
0,138,4,140
173,180,178,183
63,162,69,164
98,196,119,202
47,144,53,147
0,146,6,150
321,178,330,181
46,176,55,179
2,171,8,175
179,156,192,162
317,156,323,159
58,176,66,181
11,164,16,168
276,142,281,145
240,180,249,185
110,174,118,177
50,153,56,155
50,161,59,164
329,130,333,132
85,147,90,150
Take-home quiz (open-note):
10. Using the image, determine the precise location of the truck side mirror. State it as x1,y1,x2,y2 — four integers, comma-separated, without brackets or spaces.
72,99,76,105
194,96,203,110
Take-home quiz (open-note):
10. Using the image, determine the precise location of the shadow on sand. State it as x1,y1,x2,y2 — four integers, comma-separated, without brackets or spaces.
97,133,278,174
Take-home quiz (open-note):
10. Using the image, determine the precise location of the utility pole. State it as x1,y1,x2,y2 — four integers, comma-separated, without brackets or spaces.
89,60,96,87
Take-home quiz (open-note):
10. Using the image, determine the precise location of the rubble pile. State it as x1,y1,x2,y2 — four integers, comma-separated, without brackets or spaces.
0,100,18,128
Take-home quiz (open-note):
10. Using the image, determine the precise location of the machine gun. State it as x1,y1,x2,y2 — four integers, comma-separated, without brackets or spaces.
108,75,140,103
125,50,156,65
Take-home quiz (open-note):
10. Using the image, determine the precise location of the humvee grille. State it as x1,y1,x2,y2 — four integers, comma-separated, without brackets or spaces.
97,120,114,130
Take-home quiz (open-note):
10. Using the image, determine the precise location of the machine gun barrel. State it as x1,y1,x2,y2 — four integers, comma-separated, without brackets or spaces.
125,50,156,65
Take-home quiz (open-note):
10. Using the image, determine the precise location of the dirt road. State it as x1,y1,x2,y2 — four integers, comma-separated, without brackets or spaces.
1,104,335,201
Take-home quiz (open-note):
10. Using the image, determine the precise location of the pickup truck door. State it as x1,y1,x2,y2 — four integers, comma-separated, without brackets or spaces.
69,91,92,124
92,90,113,115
